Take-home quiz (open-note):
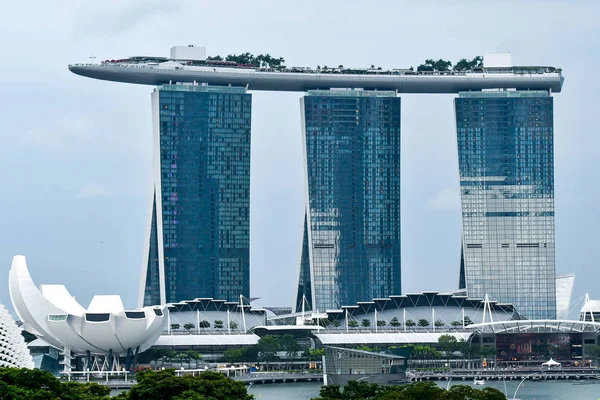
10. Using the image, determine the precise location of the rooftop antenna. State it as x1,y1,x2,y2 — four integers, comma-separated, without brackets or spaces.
89,54,96,64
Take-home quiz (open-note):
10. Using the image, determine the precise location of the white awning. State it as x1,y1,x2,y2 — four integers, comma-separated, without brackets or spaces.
542,358,561,367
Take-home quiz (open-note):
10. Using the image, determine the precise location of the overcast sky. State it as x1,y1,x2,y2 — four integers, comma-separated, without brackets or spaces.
0,1,598,316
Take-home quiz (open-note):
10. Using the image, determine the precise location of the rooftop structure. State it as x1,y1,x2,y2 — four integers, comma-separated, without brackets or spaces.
68,51,563,93
9,255,166,372
467,319,600,366
579,294,600,322
324,346,408,385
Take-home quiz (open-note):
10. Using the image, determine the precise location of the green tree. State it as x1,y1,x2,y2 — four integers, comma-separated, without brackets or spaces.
463,316,473,326
585,344,600,365
418,319,430,327
214,320,224,329
199,320,211,329
244,345,259,362
390,317,401,327
451,320,463,328
183,323,195,332
405,319,416,327
170,323,181,331
417,58,452,72
376,320,387,327
0,368,111,400
127,369,252,400
435,320,445,327
438,334,459,365
452,56,483,72
223,348,245,363
229,321,238,330
458,339,480,360
480,346,497,367
331,319,341,328
187,350,202,368
312,380,506,400
348,320,359,328
280,334,301,369
361,319,371,328
257,335,281,370
305,348,324,361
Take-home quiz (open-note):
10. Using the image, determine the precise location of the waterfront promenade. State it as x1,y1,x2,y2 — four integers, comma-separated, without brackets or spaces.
85,371,324,389
410,366,600,382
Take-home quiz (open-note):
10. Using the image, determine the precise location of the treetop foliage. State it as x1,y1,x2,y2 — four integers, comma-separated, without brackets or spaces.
0,368,112,400
417,56,483,72
0,367,254,400
312,380,506,400
207,53,285,68
126,369,253,400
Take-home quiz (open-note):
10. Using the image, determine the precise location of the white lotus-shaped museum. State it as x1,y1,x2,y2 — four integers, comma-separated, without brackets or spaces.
9,255,165,359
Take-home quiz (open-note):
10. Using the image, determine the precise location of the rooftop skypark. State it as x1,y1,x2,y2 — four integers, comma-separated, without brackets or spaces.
69,46,564,93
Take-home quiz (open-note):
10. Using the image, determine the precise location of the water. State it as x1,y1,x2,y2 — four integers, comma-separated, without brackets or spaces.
245,381,600,400
114,380,600,399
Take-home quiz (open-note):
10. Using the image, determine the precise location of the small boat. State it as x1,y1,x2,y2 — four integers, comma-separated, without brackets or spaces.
473,379,485,385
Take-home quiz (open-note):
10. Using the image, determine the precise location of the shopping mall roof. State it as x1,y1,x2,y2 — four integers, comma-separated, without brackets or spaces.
466,320,600,334
314,332,471,345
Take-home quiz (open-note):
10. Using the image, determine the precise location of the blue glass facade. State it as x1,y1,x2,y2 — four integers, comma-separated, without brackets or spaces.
142,85,251,305
456,91,556,319
296,90,401,312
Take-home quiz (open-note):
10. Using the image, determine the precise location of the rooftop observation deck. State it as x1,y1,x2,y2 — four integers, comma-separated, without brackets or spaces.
68,58,564,93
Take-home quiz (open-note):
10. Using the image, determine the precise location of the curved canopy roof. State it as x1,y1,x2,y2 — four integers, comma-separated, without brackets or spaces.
325,292,521,319
466,320,600,334
315,332,471,345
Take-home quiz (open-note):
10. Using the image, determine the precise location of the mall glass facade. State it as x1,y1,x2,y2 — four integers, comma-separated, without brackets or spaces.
296,90,401,312
495,333,581,363
456,91,556,319
142,85,251,305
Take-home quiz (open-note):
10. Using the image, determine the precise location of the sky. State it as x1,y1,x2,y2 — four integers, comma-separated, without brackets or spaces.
0,1,598,316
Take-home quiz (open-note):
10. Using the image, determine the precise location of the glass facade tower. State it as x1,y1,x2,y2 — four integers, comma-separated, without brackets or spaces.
456,91,556,319
296,90,401,312
140,85,251,306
